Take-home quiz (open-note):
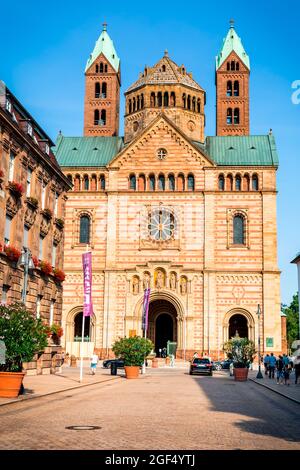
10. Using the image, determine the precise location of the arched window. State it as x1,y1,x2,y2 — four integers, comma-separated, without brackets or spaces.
100,62,104,73
95,64,99,73
94,109,99,125
129,99,132,114
182,93,186,108
226,174,233,191
100,109,106,125
104,64,108,73
95,82,100,98
234,81,239,96
164,92,169,107
141,94,144,108
227,108,233,124
235,175,241,191
158,174,165,191
150,92,156,107
236,62,239,71
91,175,97,191
243,174,250,191
133,97,136,112
218,175,225,191
157,92,162,107
192,97,196,112
227,62,230,71
67,174,73,183
84,175,89,190
178,174,185,191
187,174,195,191
79,215,90,244
231,61,235,71
100,175,105,190
129,174,136,190
102,82,107,98
138,174,146,191
149,174,155,191
197,99,201,113
233,215,245,245
252,174,259,191
168,174,175,191
187,95,191,110
137,96,140,111
162,64,166,72
170,92,176,106
227,81,232,97
234,108,240,124
74,175,80,191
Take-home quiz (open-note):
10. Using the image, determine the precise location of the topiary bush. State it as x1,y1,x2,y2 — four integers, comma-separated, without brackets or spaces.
0,303,48,372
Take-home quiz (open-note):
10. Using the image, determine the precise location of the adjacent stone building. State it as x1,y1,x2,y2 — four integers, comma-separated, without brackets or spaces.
0,81,71,373
56,22,285,360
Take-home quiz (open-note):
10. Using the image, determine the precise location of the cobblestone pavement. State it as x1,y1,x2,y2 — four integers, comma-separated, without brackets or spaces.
0,368,299,450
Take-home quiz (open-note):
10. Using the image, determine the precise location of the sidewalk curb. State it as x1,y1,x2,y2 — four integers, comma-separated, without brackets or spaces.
0,375,122,408
249,378,300,405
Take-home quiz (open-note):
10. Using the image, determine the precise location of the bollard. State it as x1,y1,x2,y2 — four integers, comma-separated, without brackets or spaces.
111,362,117,375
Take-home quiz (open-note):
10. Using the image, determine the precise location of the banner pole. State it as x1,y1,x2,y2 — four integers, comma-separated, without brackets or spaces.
79,244,90,383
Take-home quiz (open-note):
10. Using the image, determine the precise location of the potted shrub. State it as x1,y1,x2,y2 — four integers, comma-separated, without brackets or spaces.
112,336,153,379
223,335,256,381
0,303,48,397
4,244,21,262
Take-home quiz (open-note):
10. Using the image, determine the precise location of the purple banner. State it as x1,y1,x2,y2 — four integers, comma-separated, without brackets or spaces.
142,288,150,332
82,252,93,317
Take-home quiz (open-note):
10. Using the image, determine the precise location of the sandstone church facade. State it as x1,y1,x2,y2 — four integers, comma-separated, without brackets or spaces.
55,22,285,359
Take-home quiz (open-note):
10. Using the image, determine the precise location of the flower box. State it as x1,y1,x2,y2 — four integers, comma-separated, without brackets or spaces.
7,181,24,198
4,244,21,262
39,260,52,275
53,268,66,283
41,208,53,220
26,197,39,209
54,218,64,229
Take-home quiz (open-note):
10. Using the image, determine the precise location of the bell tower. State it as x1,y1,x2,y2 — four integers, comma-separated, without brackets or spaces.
84,23,121,137
216,20,250,136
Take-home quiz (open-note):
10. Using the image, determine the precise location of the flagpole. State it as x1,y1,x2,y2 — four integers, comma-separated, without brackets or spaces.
79,244,90,383
141,285,150,375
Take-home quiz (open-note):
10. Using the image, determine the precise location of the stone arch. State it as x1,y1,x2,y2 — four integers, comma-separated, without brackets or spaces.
65,306,96,344
222,308,255,343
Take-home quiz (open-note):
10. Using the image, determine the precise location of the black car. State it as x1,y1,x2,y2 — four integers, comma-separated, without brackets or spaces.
212,359,232,371
103,358,124,369
189,358,213,376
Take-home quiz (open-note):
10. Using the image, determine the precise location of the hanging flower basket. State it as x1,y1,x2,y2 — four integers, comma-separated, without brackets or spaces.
4,245,21,262
8,181,24,198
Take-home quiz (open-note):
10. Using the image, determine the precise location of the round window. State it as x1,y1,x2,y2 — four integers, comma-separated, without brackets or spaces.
148,208,176,241
157,148,167,160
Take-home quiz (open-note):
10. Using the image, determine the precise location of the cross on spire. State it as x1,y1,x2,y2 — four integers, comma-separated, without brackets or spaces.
229,18,235,28
102,22,107,31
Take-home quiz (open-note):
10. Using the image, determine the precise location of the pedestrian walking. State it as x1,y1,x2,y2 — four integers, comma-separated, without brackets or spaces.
275,355,284,384
90,351,99,375
268,352,276,379
263,354,270,375
293,355,300,385
283,363,292,386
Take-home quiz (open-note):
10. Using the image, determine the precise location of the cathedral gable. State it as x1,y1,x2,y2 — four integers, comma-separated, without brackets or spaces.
108,114,214,171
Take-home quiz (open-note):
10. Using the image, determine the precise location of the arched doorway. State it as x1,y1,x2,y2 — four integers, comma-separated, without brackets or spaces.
148,299,177,354
228,314,248,339
74,312,91,341
65,308,95,358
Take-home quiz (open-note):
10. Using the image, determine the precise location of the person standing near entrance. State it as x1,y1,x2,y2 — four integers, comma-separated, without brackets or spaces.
90,351,99,375
268,352,276,379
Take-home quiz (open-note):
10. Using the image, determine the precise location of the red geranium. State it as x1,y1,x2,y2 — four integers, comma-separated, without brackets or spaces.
0,169,4,178
32,256,39,267
4,244,21,262
8,181,24,197
39,260,52,275
53,268,66,282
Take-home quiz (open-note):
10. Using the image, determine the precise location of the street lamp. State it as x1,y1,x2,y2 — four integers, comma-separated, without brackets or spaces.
256,304,263,379
17,247,35,304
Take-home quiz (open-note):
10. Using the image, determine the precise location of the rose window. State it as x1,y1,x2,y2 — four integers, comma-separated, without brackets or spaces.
148,208,176,241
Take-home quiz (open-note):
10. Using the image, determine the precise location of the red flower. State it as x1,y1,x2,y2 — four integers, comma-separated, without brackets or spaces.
8,181,24,197
0,170,4,178
4,244,21,262
39,260,52,275
32,256,39,268
53,268,66,282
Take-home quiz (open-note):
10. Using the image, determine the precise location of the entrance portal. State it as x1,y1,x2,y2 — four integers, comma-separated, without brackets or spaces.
148,299,177,355
228,314,248,339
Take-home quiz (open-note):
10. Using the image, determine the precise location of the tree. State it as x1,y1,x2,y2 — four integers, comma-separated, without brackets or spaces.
282,294,299,350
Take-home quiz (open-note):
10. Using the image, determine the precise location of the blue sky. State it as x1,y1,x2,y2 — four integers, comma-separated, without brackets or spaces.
1,1,299,305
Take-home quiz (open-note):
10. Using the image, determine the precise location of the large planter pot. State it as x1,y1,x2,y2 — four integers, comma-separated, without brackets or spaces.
124,366,140,379
152,358,158,368
0,371,25,398
234,367,248,381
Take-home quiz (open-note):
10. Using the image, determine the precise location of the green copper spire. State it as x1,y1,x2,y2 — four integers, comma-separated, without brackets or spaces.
85,23,120,72
216,20,250,70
